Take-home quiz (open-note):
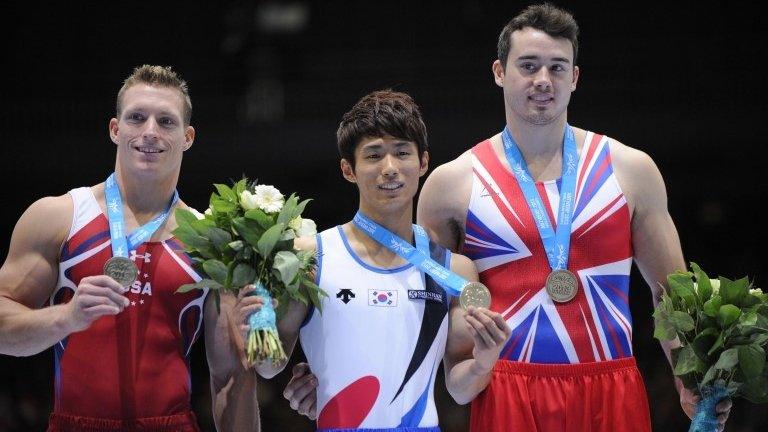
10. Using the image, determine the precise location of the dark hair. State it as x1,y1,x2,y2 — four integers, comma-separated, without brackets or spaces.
497,3,579,68
116,65,192,125
336,90,428,168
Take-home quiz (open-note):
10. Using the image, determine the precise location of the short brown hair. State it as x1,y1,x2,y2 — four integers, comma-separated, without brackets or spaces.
497,3,579,69
116,65,192,125
336,90,428,168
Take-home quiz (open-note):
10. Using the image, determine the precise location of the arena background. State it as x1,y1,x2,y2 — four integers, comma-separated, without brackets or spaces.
0,1,766,430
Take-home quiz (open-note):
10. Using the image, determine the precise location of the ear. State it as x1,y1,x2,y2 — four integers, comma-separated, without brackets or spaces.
183,125,195,151
571,65,580,92
340,159,356,183
492,60,505,88
419,151,430,177
109,118,119,145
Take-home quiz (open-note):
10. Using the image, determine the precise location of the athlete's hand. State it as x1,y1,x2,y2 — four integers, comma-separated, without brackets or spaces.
283,362,318,420
678,380,732,432
464,306,511,372
66,275,130,332
228,285,270,343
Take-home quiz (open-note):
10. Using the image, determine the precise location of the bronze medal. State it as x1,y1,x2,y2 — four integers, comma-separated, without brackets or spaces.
546,269,578,303
104,256,138,287
459,281,492,310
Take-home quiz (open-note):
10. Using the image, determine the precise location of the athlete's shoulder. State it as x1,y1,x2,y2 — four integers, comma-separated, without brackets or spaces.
294,234,318,253
449,252,478,282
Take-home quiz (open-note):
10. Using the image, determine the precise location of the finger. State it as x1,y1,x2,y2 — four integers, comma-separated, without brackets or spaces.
284,369,313,399
307,400,317,420
297,390,315,416
717,412,729,425
465,315,494,347
237,304,263,323
83,304,122,317
238,285,257,300
715,399,732,413
288,375,318,410
78,287,129,309
488,311,511,333
292,362,311,378
84,275,130,293
473,310,508,344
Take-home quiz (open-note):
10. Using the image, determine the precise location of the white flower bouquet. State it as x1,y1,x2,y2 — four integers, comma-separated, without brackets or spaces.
173,179,325,364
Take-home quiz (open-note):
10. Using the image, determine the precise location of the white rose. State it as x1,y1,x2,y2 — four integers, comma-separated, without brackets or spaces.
711,278,720,295
297,218,317,237
288,216,303,232
205,208,213,216
240,190,259,210
252,185,284,213
749,288,764,296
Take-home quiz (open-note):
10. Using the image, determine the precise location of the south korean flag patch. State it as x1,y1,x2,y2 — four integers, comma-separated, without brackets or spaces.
368,289,398,307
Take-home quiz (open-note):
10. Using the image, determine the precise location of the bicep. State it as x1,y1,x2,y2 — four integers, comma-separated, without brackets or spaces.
417,167,467,252
0,197,70,308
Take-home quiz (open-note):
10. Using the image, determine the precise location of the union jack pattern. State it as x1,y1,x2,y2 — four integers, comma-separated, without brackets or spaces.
462,132,633,364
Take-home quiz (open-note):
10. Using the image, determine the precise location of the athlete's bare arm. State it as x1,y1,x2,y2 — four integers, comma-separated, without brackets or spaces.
610,140,731,424
0,195,129,357
417,151,474,252
443,253,511,404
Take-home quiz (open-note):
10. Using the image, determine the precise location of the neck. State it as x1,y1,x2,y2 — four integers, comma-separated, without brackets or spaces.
113,166,178,219
505,112,568,160
354,202,414,246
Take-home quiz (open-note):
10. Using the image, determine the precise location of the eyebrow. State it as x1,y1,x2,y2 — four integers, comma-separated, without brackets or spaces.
517,55,571,64
361,141,412,151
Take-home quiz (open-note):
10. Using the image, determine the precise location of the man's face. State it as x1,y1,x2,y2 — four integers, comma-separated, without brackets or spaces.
109,83,194,177
341,135,428,214
493,27,579,126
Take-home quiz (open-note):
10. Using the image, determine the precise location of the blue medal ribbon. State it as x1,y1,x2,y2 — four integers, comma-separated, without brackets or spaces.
352,212,465,296
501,125,578,271
104,173,179,258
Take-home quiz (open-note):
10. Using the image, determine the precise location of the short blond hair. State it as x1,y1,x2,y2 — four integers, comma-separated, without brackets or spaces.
116,65,192,125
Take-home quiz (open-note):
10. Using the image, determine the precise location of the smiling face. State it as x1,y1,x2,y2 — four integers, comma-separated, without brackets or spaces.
109,83,194,179
493,27,579,126
341,135,428,216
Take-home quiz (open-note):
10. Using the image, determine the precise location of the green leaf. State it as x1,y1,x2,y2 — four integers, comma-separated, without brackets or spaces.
176,278,222,293
714,347,739,370
244,208,273,230
669,311,696,333
173,228,212,250
751,333,768,345
233,178,247,197
257,223,285,257
175,208,199,228
741,375,768,403
228,240,244,251
718,304,742,328
707,331,725,356
720,276,747,306
742,294,762,308
277,194,298,225
190,218,216,236
273,251,300,286
674,345,704,375
653,308,677,341
231,217,262,246
207,227,233,251
692,327,720,360
202,259,228,286
231,263,256,287
214,183,237,202
691,262,713,302
701,365,719,386
669,273,696,308
738,344,765,379
302,278,327,313
211,198,238,214
703,295,723,317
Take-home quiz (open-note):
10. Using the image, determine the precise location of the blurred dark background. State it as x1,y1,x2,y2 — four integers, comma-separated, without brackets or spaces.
0,0,766,431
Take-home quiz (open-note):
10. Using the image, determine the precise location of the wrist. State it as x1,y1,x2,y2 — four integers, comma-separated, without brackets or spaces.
469,358,493,377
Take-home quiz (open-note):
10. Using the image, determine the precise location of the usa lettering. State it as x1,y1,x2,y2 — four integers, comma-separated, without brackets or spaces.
129,281,153,296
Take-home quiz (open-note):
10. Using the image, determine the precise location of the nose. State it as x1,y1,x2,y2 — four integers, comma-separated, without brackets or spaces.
141,116,159,142
533,68,552,92
381,154,399,177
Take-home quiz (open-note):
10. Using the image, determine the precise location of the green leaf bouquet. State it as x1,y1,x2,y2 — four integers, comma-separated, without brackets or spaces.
172,179,326,365
654,263,767,431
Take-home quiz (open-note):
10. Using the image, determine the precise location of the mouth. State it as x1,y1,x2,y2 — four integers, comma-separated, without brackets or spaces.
134,146,165,154
377,182,404,191
529,93,554,103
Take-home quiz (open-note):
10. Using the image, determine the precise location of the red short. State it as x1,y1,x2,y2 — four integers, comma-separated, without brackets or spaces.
47,411,200,432
470,357,651,432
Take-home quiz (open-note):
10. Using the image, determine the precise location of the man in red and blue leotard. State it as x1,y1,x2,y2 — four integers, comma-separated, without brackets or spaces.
0,65,261,432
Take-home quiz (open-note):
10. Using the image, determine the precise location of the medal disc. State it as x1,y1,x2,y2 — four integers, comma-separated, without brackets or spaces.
546,269,578,303
104,256,138,287
459,281,492,310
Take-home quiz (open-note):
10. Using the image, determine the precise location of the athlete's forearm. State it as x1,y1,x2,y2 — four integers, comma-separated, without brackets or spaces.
445,358,493,405
212,366,261,432
0,297,75,356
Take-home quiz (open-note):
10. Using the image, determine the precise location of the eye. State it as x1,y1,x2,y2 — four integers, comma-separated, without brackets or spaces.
398,150,411,157
520,62,537,72
551,64,567,72
127,112,145,122
366,153,381,159
159,117,175,126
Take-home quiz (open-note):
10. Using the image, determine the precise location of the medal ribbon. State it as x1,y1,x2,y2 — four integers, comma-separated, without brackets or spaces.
104,173,179,258
352,211,464,296
501,125,578,272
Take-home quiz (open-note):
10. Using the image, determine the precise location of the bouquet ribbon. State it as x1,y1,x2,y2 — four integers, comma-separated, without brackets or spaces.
689,384,729,432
